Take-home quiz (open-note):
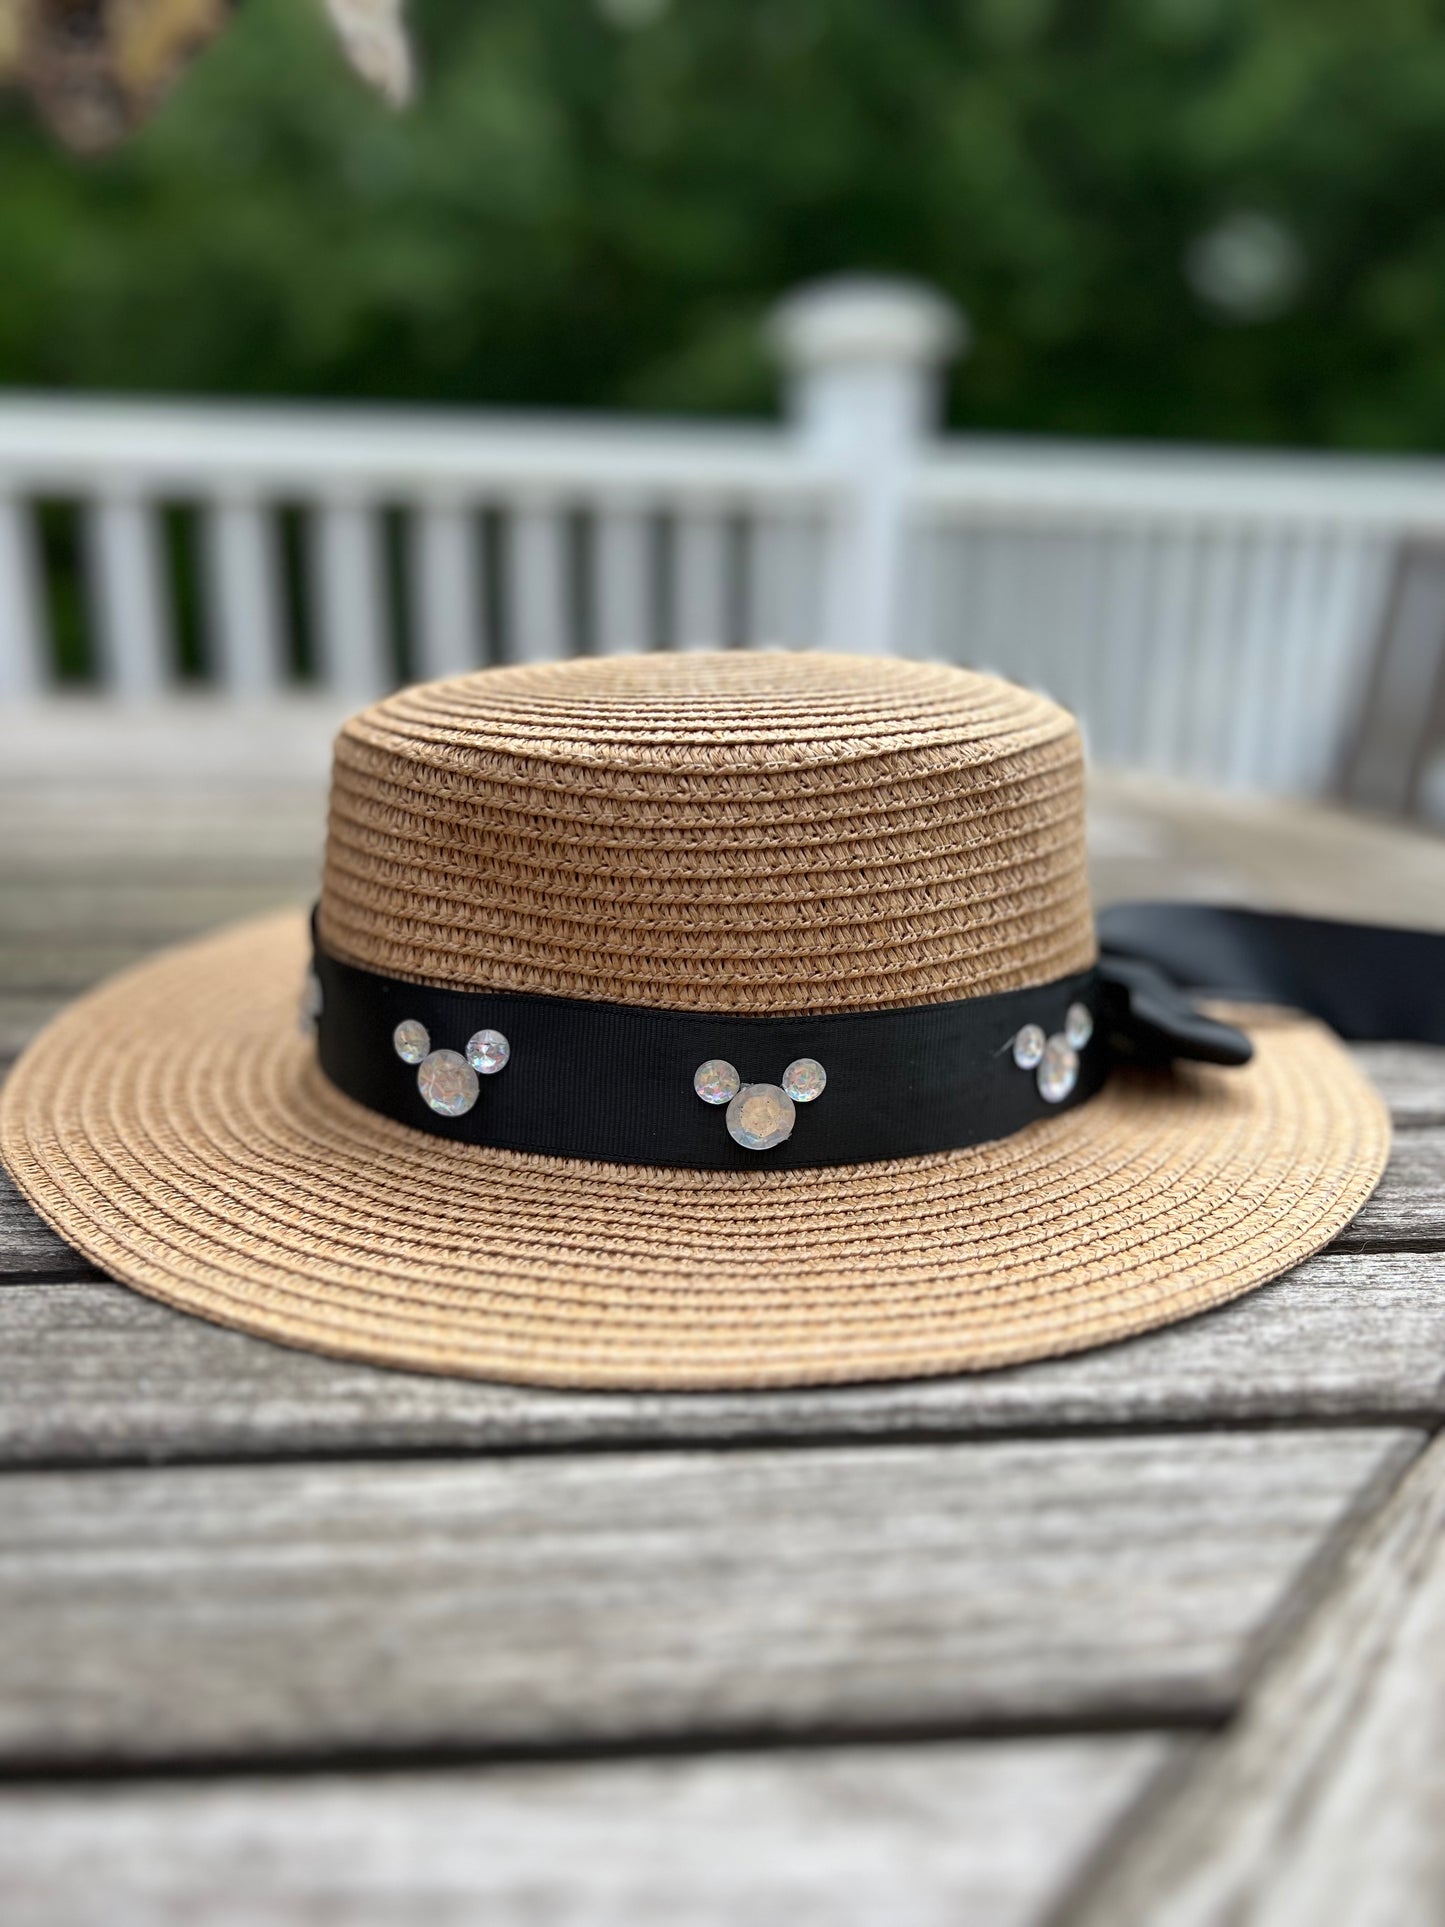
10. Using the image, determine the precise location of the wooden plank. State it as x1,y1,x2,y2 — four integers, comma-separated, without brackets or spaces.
0,1735,1174,1927
0,1430,1413,1766
1066,1431,1445,1927
0,882,313,946
0,1175,84,1278
1333,1127,1445,1250
1350,1043,1445,1127
0,1250,1441,1463
0,995,65,1067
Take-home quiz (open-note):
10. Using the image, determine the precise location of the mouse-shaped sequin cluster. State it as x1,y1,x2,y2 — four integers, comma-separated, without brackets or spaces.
394,1019,510,1116
1009,1001,1093,1104
694,1056,826,1150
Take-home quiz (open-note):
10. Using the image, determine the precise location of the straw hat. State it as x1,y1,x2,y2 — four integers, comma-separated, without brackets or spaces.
0,653,1389,1389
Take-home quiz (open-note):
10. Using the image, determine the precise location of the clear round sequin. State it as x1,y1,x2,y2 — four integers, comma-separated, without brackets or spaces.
1065,1002,1094,1050
782,1057,826,1103
726,1083,796,1151
694,1059,741,1106
417,1048,479,1117
1013,1023,1046,1070
466,1028,511,1076
393,1019,430,1064
1037,1034,1079,1104
297,969,323,1036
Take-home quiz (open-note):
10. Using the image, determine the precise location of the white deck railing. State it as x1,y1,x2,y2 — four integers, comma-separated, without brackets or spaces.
1,276,1441,800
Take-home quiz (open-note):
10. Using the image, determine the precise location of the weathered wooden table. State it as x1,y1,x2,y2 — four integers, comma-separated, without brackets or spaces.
3,702,1445,1926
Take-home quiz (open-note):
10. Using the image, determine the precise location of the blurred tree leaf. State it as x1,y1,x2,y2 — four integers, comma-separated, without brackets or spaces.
2,0,1445,455
0,0,410,148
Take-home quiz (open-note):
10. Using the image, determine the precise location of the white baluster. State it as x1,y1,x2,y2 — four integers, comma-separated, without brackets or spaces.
506,499,568,661
967,522,1022,680
1297,533,1393,796
673,507,729,651
1177,530,1246,784
746,507,820,648
933,523,976,666
204,495,286,694
310,499,391,696
1138,526,1202,776
772,278,963,653
900,512,944,658
1100,529,1161,770
1010,527,1059,697
410,501,483,678
594,502,652,656
0,489,47,695
1224,535,1290,791
1037,526,1104,729
1267,532,1333,794
85,493,173,696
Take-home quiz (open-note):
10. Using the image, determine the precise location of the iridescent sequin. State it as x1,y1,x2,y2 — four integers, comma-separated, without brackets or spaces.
726,1083,796,1151
466,1028,511,1076
694,1059,741,1106
1037,1034,1079,1104
393,1019,430,1064
782,1058,826,1103
1065,1002,1094,1050
298,969,323,1037
1012,1023,1046,1070
417,1048,479,1117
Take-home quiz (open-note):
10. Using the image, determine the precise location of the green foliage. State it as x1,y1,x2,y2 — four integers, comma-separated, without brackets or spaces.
5,0,1445,447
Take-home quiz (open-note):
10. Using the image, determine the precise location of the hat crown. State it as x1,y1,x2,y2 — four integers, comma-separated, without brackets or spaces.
318,652,1095,1013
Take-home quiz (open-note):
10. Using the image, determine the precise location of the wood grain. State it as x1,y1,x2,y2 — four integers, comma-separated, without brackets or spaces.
1331,1128,1445,1250
1066,1433,1445,1927
0,1737,1174,1927
0,1252,1440,1466
0,1429,1414,1768
1350,1043,1445,1127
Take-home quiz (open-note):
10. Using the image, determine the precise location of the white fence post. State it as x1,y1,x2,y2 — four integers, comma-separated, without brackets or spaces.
0,489,46,695
770,276,963,654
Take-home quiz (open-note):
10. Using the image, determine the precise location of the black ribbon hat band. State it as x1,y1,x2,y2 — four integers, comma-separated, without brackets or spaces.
310,930,1111,1171
307,905,1444,1172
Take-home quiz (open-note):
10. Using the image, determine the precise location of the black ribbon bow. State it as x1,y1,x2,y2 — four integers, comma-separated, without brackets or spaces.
1096,951,1254,1069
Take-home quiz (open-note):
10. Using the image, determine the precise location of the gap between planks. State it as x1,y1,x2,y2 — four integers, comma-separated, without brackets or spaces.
0,1733,1178,1927
0,1428,1417,1772
1060,1428,1445,1927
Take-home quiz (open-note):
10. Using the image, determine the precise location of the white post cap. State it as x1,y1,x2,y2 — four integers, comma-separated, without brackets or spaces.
768,275,967,373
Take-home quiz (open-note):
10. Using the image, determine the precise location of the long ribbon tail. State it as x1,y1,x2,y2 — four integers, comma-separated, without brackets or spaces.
1097,903,1445,1046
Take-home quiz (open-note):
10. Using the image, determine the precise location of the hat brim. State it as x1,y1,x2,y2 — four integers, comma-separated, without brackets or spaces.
0,911,1391,1390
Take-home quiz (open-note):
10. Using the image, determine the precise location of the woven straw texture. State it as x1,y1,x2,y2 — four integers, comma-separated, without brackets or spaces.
318,652,1095,1010
0,654,1392,1389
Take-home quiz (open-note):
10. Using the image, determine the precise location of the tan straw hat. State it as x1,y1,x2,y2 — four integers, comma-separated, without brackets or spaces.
0,652,1391,1389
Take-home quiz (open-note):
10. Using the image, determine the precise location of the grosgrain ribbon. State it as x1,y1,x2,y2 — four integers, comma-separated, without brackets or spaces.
310,926,1108,1171
310,905,1444,1170
1097,903,1445,1047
